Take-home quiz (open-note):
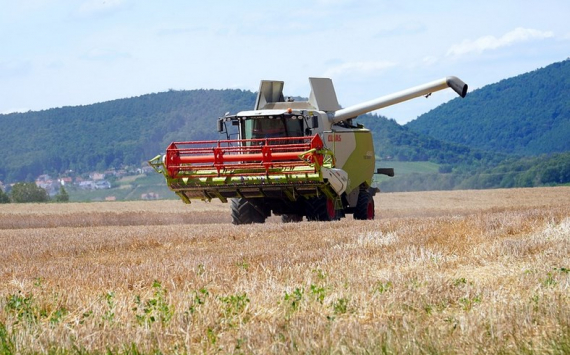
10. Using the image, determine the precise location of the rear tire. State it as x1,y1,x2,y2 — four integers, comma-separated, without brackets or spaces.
354,189,375,220
281,214,303,223
231,198,267,225
306,196,338,221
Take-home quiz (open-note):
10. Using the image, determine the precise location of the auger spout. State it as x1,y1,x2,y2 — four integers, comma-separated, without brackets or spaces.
330,76,467,124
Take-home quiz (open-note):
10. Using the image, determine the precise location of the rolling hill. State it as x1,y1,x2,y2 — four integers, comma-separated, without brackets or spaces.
406,59,570,155
1,58,569,193
0,89,255,182
0,88,494,184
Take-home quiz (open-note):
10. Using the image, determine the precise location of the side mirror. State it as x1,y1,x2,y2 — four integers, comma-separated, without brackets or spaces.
217,118,224,133
312,115,319,129
376,168,395,177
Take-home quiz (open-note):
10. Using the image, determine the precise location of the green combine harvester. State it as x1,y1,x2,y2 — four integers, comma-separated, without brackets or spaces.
149,76,468,224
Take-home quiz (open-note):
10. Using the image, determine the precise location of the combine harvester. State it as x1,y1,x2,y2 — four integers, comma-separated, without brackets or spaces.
149,76,468,224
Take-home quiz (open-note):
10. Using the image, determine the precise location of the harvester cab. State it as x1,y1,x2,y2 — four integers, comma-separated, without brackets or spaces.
149,76,468,224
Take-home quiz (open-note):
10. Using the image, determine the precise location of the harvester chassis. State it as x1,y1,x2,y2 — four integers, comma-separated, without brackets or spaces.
150,75,468,224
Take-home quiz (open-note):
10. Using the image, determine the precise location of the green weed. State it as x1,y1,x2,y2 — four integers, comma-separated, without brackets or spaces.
543,272,557,287
453,277,467,286
331,297,349,315
0,322,14,355
4,291,67,327
219,293,249,316
284,288,304,313
459,294,482,311
102,291,116,322
374,281,393,294
133,281,173,326
309,284,326,304
188,288,209,315
5,292,36,324
236,260,249,271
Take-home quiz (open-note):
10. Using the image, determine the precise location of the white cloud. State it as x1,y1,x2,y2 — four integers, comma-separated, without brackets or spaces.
422,56,438,66
446,27,554,57
323,61,397,77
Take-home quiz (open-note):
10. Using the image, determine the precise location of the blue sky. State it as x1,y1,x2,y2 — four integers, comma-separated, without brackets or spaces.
1,0,569,123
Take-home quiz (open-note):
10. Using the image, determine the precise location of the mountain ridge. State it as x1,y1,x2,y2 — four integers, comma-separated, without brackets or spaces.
406,59,570,155
1,59,569,191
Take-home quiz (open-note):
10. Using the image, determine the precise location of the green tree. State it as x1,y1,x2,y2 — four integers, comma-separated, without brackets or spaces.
55,186,69,202
10,182,48,203
0,188,10,203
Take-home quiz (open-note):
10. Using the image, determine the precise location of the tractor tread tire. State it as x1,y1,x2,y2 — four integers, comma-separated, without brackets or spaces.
306,196,338,221
354,189,375,220
231,198,266,225
281,214,303,223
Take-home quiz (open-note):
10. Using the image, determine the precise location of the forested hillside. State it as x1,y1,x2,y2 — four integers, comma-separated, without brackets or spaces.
0,89,255,182
0,87,497,184
1,59,569,191
358,114,505,172
406,59,570,155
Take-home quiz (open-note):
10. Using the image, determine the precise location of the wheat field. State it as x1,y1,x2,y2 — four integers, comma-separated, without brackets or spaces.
0,187,569,354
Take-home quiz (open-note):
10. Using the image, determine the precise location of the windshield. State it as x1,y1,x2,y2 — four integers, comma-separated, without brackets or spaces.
243,117,303,140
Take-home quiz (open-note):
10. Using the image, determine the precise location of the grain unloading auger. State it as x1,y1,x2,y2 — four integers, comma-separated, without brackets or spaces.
149,76,468,224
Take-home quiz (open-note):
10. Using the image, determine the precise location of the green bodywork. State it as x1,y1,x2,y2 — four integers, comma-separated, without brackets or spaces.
334,130,375,193
323,129,375,194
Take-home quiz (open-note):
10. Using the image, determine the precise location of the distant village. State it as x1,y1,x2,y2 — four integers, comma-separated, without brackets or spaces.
0,165,159,201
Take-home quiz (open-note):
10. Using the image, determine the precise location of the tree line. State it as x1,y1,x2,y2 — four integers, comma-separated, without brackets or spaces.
0,183,69,203
379,152,570,192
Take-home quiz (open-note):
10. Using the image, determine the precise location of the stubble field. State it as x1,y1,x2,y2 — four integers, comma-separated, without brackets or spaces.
0,187,569,354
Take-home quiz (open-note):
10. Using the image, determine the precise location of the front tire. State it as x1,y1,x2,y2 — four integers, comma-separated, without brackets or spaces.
231,198,267,225
354,189,375,220
306,196,338,221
